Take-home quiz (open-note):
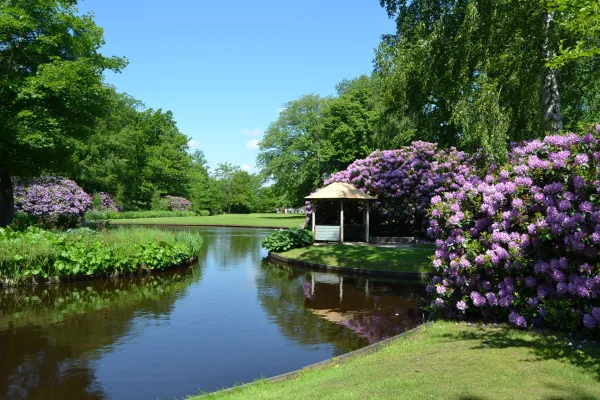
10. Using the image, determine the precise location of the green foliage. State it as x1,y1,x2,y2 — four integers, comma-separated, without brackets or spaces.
85,210,197,221
0,0,126,225
375,0,600,161
258,84,378,206
0,227,203,285
261,228,314,253
73,89,193,210
211,163,259,214
548,0,600,67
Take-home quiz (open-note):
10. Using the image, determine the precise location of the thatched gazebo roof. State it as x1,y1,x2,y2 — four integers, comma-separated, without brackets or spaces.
305,182,376,201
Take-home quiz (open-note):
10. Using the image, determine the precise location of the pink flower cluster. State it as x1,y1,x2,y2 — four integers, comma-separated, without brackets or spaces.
14,176,92,227
164,195,192,211
321,141,479,235
429,127,600,331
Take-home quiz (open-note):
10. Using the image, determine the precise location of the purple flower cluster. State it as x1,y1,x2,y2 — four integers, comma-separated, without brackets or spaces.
308,141,479,235
14,176,92,228
429,127,600,331
96,192,119,212
164,196,192,211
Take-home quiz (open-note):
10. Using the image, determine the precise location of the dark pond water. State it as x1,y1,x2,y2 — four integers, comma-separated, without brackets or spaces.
0,227,425,400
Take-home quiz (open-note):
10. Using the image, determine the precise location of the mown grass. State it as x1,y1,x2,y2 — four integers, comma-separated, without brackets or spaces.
277,244,434,273
191,321,600,400
108,213,306,228
85,210,198,221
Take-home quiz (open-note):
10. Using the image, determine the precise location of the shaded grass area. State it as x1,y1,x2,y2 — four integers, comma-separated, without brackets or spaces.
108,213,306,228
193,321,600,400
277,244,434,273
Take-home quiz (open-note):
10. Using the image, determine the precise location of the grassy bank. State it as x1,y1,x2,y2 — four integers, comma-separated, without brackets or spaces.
108,213,306,228
0,227,203,285
276,244,434,273
86,210,199,221
193,321,600,400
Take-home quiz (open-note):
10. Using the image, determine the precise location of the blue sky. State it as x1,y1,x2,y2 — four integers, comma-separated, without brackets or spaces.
78,0,395,172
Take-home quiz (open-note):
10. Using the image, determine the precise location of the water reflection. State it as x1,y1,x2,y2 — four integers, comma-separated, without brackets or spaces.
0,269,201,400
0,227,425,400
259,261,424,349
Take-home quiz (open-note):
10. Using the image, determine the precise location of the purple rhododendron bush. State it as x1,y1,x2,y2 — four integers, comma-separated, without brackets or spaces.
429,127,600,332
96,192,119,212
321,141,479,236
14,176,92,229
164,195,192,211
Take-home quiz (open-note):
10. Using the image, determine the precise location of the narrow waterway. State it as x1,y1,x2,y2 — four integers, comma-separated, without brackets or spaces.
0,227,425,400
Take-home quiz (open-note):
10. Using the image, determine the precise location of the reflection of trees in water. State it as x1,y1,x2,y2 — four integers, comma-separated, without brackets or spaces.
0,268,202,400
258,260,425,351
196,228,267,270
256,262,366,355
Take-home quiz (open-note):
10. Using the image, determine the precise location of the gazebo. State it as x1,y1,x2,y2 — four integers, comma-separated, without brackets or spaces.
306,182,376,243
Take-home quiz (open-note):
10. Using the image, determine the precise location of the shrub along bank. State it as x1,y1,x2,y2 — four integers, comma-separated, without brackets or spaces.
261,228,315,252
429,128,600,332
0,227,203,286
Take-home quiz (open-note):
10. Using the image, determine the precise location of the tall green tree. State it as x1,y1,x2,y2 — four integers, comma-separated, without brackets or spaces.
74,89,192,209
211,163,258,214
376,0,600,162
0,0,126,225
258,95,329,206
258,85,378,206
188,150,220,213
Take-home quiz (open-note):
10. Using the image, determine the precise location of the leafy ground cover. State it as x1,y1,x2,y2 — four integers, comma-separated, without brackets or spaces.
276,244,434,273
261,228,315,252
0,227,203,285
108,213,306,228
193,321,600,400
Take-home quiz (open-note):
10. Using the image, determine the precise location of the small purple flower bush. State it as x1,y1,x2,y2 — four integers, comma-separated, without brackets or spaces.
428,127,600,332
315,141,479,235
95,192,119,212
14,176,92,229
164,196,192,211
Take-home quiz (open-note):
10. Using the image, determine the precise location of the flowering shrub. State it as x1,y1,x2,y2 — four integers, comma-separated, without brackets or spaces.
93,192,119,212
14,176,92,229
313,141,479,236
164,196,192,211
429,127,600,331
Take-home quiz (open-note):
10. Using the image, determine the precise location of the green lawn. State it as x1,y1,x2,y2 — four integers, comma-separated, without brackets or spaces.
108,213,306,228
276,244,434,273
192,321,600,400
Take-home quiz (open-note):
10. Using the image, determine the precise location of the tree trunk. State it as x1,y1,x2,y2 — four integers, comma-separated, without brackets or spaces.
542,12,563,133
0,167,14,227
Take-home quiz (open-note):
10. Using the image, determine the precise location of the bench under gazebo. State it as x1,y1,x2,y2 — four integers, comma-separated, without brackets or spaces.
306,182,376,243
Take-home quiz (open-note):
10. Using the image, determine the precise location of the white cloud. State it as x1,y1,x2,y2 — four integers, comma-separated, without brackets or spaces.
246,139,260,149
241,128,262,137
241,164,251,172
188,139,200,150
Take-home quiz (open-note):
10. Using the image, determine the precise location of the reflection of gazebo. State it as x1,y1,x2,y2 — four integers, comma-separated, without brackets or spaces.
306,182,376,243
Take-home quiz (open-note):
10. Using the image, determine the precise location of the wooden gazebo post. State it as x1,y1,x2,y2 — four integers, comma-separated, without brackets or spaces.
340,200,344,243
